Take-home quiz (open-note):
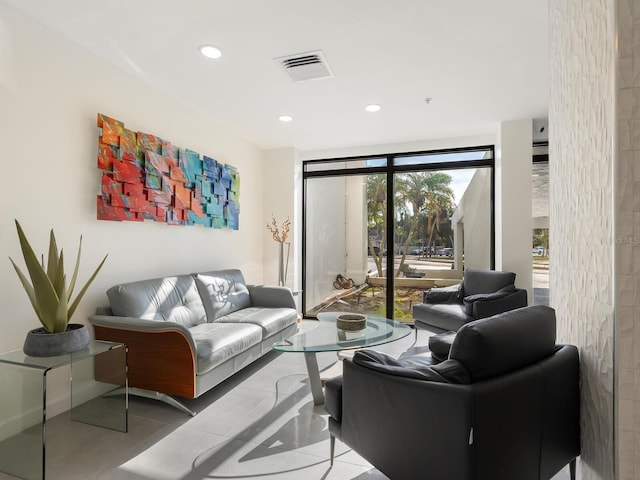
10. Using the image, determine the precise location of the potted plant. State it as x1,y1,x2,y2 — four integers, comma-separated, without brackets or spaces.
9,220,108,356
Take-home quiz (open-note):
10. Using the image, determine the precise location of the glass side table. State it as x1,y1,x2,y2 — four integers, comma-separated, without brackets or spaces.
0,340,127,480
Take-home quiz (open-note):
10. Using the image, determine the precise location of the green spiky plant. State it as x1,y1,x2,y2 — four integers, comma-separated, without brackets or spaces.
9,220,108,334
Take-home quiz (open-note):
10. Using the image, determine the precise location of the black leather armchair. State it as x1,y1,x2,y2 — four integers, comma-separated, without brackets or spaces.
325,305,580,480
412,268,528,334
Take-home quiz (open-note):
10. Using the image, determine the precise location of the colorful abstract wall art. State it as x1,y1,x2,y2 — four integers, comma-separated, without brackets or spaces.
96,113,240,229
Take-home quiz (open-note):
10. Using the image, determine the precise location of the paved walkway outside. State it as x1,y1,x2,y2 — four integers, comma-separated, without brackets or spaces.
533,259,549,305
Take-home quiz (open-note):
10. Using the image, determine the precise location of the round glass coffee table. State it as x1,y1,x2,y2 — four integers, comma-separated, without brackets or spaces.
272,312,412,404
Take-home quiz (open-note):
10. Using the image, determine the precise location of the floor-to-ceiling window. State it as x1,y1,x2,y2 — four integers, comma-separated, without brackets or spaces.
532,143,549,305
303,146,494,322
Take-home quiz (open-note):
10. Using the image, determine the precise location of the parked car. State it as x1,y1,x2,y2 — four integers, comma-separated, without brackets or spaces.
532,246,545,255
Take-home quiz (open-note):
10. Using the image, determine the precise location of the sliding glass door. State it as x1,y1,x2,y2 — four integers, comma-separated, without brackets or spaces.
302,147,494,322
304,173,387,317
390,168,492,322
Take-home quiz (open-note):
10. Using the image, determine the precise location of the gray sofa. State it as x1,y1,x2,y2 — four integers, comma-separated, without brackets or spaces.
89,269,297,415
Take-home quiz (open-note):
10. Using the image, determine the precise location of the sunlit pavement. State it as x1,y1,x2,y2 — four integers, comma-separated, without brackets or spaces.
533,258,549,305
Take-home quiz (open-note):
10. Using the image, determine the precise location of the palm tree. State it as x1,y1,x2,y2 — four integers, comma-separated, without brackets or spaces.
366,174,387,276
425,197,455,251
394,172,455,276
366,171,455,278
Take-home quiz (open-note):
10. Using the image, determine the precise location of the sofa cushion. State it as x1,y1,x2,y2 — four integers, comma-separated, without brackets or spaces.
448,305,556,382
462,288,517,316
189,322,262,375
216,307,297,338
106,275,206,327
195,269,252,321
352,350,451,382
423,284,461,304
413,303,470,332
462,269,516,296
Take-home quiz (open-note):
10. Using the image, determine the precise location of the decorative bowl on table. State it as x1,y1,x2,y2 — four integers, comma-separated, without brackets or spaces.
336,313,367,331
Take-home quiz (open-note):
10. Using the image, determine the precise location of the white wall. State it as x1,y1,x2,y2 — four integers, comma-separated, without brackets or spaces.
549,1,616,479
451,168,492,269
262,148,299,288
0,5,266,415
345,176,368,284
495,120,533,297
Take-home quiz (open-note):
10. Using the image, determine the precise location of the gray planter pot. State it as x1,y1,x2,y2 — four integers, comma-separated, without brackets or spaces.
23,323,90,357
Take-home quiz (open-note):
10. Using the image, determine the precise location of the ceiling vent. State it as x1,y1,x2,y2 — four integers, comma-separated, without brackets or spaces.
275,50,334,82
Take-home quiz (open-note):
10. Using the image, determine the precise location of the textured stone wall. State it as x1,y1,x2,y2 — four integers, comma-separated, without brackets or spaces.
549,1,616,479
617,0,640,478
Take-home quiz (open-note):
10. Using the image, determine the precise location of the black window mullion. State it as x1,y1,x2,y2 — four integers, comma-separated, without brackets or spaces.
386,156,395,319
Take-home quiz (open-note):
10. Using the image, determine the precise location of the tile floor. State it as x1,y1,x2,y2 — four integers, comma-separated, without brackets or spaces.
0,321,574,480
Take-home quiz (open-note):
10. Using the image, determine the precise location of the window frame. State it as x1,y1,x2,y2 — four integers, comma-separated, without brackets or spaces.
302,145,495,319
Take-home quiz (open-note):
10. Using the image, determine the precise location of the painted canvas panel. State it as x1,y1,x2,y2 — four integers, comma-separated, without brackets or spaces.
96,113,240,229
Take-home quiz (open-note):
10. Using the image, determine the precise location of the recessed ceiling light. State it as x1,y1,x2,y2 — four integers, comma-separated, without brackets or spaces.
278,115,293,122
365,104,381,112
199,45,222,59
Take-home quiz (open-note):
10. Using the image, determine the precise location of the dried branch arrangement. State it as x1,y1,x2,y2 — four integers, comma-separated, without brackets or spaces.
266,215,291,243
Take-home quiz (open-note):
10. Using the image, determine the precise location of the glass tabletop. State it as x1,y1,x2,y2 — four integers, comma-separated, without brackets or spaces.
273,312,412,353
0,340,123,370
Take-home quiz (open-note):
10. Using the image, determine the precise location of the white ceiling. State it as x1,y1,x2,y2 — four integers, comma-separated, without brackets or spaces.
6,0,549,152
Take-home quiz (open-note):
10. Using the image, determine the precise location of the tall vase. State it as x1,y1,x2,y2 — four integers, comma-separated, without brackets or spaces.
278,242,285,286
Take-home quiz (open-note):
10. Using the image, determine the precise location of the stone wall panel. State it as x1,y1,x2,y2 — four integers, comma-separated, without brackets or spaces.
549,1,616,478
